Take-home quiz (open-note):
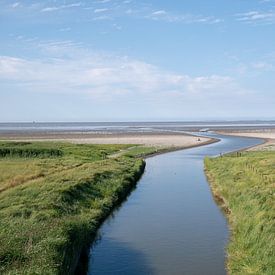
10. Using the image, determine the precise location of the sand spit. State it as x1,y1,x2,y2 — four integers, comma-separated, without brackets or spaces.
218,129,275,150
0,132,211,148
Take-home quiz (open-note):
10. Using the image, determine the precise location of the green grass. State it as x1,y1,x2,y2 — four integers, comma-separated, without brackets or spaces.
123,145,160,158
205,151,275,274
122,145,185,158
0,141,148,274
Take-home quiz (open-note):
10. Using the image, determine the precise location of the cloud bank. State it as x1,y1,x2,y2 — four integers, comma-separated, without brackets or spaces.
0,41,242,102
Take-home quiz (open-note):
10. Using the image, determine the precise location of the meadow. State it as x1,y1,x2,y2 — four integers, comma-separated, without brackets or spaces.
0,141,148,274
205,151,275,274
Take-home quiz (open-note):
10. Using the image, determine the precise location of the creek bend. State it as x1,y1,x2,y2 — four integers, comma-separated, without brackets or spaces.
87,133,263,275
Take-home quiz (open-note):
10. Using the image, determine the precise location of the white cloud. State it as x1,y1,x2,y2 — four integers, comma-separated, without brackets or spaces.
94,8,109,13
3,1,222,26
93,15,112,21
11,2,20,8
148,11,222,24
236,10,275,24
59,27,72,32
96,0,112,3
152,10,167,16
251,62,273,70
0,41,243,101
112,23,122,30
41,7,59,12
41,3,82,12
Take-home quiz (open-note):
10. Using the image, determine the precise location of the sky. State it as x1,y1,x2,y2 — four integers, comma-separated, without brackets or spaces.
0,0,275,122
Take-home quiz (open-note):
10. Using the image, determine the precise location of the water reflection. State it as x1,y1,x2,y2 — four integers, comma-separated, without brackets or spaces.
88,238,154,275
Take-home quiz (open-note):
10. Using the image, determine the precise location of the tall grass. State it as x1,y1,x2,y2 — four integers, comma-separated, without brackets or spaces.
0,142,146,274
0,147,63,158
205,151,275,274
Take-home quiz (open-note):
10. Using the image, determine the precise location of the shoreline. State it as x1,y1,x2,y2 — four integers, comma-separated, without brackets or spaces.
216,129,275,150
0,131,221,160
143,137,219,159
204,162,235,274
73,159,146,274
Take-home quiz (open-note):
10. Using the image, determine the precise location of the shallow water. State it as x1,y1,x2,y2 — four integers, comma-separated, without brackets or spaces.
1,121,275,133
87,133,263,275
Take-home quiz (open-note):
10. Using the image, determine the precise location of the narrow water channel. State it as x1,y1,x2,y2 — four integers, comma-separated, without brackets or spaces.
87,133,263,275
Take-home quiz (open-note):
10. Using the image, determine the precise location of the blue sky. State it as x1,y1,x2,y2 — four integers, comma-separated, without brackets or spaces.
0,0,275,122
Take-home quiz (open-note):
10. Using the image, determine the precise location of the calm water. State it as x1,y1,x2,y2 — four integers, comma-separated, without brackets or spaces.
87,133,263,275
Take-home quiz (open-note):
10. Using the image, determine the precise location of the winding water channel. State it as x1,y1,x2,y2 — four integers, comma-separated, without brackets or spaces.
87,133,263,275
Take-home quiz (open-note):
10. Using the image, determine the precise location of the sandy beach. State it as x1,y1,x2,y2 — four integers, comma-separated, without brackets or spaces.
0,132,212,148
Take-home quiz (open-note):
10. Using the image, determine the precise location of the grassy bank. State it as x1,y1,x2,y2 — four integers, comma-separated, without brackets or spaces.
0,141,146,274
205,151,275,274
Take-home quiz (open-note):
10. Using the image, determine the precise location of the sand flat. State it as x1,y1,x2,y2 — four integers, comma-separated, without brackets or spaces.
0,132,211,148
69,134,210,147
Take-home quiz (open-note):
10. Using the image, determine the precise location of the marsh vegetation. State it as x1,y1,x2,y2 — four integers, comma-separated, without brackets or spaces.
205,151,275,274
0,141,147,274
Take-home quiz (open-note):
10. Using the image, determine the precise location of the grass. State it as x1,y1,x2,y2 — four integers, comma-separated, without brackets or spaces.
123,145,162,158
0,141,148,274
122,145,189,158
205,151,275,274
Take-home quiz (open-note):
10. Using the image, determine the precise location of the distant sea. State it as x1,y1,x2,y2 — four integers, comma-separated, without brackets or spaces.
0,121,275,134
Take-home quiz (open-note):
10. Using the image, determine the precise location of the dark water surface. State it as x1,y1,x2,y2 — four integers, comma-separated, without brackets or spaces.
87,133,263,275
